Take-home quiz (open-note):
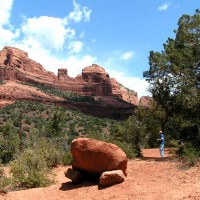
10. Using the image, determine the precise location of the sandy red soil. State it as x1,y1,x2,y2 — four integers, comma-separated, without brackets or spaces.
1,148,200,200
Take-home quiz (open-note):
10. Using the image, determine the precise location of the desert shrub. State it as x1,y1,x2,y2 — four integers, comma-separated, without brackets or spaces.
87,130,107,141
61,151,73,166
0,80,4,84
33,138,61,168
0,167,14,192
109,140,136,159
0,124,20,164
0,167,3,176
10,149,52,189
0,176,14,192
177,142,200,166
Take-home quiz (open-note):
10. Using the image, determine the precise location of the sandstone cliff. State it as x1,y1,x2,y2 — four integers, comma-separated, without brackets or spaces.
0,46,139,103
0,46,139,119
111,78,139,105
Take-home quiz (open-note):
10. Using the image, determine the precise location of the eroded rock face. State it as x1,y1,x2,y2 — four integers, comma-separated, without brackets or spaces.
139,96,153,107
81,64,112,96
71,138,128,176
0,46,58,83
0,47,113,96
111,78,139,105
0,47,140,104
0,46,138,118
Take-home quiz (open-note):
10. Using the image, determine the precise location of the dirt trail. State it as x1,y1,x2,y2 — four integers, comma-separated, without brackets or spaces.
1,148,200,200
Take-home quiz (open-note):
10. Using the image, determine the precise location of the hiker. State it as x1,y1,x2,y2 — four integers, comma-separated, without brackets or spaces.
157,130,164,157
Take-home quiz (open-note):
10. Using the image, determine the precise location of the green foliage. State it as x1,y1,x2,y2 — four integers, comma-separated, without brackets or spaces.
0,175,14,192
33,138,61,168
110,115,144,156
0,123,20,163
10,148,53,189
0,80,4,85
44,109,65,138
143,10,200,156
61,151,73,166
111,140,136,159
177,142,200,165
22,82,95,103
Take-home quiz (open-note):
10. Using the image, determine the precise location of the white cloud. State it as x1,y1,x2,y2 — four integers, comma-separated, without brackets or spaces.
68,41,84,53
0,0,13,26
68,0,91,23
0,0,19,46
79,31,85,38
158,2,171,11
121,51,134,60
82,7,92,22
21,16,69,51
62,55,96,77
108,70,150,98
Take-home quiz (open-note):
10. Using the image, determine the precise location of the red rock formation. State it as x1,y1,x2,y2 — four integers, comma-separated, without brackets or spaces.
71,138,128,176
139,96,153,107
0,46,58,84
0,47,113,96
0,46,137,118
111,78,139,105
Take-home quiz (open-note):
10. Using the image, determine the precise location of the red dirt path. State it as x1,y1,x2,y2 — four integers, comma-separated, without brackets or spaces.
1,148,200,200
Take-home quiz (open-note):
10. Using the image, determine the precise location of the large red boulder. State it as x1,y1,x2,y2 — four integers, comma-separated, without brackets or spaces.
71,138,128,176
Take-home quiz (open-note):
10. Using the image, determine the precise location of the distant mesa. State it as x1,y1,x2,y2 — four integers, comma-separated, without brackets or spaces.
0,46,150,118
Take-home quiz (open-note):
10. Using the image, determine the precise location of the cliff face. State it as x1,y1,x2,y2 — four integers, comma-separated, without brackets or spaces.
0,46,58,84
0,46,141,118
0,46,139,104
0,47,114,97
139,96,153,107
111,78,139,105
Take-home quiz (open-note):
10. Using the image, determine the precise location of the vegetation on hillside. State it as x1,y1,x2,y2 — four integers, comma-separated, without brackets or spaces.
21,82,95,103
0,100,136,191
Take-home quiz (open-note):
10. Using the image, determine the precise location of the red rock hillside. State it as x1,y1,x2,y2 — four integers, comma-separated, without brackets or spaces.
0,46,147,118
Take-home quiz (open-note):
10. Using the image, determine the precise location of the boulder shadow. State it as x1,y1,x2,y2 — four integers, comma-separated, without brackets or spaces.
59,180,98,191
138,156,177,162
98,182,121,190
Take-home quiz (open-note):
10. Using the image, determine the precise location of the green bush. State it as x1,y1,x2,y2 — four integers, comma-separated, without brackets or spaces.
177,143,200,166
0,176,14,192
110,140,136,159
0,167,3,176
32,138,61,168
61,151,73,166
10,149,53,189
0,80,4,85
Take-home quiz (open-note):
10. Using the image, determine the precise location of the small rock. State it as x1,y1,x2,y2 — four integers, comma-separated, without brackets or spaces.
64,168,85,183
99,170,126,187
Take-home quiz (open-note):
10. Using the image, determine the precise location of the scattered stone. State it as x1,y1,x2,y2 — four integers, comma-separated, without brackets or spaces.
99,170,126,187
64,168,85,183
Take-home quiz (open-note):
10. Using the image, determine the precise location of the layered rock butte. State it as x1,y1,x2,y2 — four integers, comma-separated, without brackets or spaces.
0,46,149,119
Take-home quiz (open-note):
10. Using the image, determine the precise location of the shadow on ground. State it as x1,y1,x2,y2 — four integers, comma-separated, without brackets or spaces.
138,156,177,162
59,180,98,191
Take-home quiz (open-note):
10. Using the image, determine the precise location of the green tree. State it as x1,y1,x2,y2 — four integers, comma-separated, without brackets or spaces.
44,109,65,138
143,10,200,144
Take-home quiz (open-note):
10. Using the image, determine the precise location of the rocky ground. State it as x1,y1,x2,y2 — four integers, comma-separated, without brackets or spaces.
1,148,200,200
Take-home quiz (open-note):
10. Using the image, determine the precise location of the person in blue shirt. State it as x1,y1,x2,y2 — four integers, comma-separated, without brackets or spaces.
157,130,165,157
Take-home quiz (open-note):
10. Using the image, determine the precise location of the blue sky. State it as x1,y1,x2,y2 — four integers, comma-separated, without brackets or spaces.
0,0,199,97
